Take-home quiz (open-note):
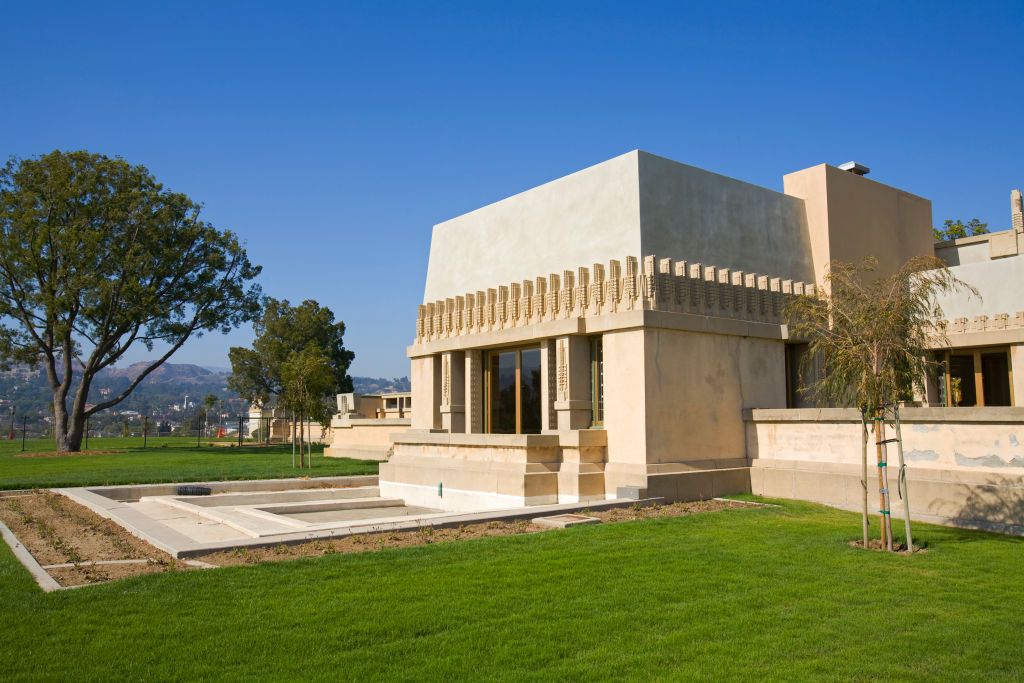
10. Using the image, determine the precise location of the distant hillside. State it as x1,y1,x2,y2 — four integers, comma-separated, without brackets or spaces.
0,361,410,418
102,361,221,384
352,376,411,394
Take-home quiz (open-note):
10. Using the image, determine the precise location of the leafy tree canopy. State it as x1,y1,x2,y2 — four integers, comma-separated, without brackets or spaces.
784,256,976,412
0,150,262,450
932,218,989,242
280,345,336,427
228,298,354,407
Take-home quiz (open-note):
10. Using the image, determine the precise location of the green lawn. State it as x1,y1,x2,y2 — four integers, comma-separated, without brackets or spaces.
1,500,1021,680
0,436,378,490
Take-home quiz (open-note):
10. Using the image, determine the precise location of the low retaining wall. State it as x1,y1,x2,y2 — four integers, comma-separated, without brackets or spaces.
747,407,1024,535
381,430,609,511
324,418,411,461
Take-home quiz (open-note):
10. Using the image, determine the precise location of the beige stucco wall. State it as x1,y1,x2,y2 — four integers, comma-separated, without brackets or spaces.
411,356,440,430
601,328,647,469
783,164,934,286
637,152,815,282
747,408,1024,534
423,151,826,305
643,328,785,464
423,151,642,302
933,253,1024,322
747,408,1024,473
324,418,411,461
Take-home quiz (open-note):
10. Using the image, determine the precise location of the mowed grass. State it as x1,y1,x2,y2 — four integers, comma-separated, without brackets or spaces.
0,436,378,489
1,500,1022,681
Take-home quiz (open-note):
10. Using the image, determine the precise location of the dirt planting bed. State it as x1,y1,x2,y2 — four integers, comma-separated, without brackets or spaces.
0,491,189,587
196,499,750,567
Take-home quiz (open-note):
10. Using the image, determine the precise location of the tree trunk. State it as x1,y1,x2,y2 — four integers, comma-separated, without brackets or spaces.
53,395,87,452
860,410,869,548
873,410,894,551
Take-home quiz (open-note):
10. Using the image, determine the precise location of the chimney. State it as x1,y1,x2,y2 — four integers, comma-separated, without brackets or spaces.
1012,188,1023,234
838,161,870,176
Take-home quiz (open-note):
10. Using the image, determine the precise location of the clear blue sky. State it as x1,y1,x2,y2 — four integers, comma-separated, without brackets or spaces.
2,2,1021,377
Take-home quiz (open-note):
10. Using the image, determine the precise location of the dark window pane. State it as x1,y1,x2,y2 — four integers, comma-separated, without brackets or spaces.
489,351,517,433
981,352,1011,407
520,349,542,434
949,355,976,407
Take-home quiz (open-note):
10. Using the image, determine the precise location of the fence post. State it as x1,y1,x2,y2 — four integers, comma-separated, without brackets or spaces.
143,415,148,448
238,416,243,447
21,417,27,452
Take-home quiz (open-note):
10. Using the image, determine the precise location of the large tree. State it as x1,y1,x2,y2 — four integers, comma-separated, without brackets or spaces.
228,298,354,408
0,150,262,451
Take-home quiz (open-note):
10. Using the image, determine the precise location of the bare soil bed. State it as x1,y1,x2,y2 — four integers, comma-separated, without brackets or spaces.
197,499,749,567
0,491,188,586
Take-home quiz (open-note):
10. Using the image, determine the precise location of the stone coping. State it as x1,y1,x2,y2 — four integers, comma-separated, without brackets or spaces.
745,407,1024,424
0,519,61,592
331,417,411,428
80,475,380,503
391,429,608,448
392,430,561,448
57,477,664,557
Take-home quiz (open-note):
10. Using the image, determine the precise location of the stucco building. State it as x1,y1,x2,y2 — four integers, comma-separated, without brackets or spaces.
378,151,1024,532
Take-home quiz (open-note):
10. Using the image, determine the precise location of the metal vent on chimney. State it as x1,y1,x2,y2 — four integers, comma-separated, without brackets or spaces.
838,161,870,176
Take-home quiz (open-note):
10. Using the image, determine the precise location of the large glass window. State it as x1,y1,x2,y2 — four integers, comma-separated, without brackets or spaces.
941,348,1014,407
485,346,542,434
520,349,542,433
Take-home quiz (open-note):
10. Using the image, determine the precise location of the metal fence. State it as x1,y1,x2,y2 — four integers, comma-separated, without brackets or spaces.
1,412,286,451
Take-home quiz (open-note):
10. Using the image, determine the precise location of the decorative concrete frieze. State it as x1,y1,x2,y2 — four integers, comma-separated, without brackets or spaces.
465,350,483,434
510,282,521,325
562,270,575,319
534,276,547,323
591,262,605,313
625,257,638,309
412,253,818,343
498,286,509,329
938,311,1024,334
608,259,621,312
547,273,560,322
717,268,731,312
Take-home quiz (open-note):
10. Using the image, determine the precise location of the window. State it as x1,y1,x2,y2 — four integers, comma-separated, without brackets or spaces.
484,346,542,434
785,343,808,409
590,337,604,426
941,348,1014,407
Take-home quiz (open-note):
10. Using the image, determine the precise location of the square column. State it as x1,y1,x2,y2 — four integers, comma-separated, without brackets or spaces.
440,351,466,433
540,340,557,431
465,350,483,433
554,335,593,430
411,355,442,430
